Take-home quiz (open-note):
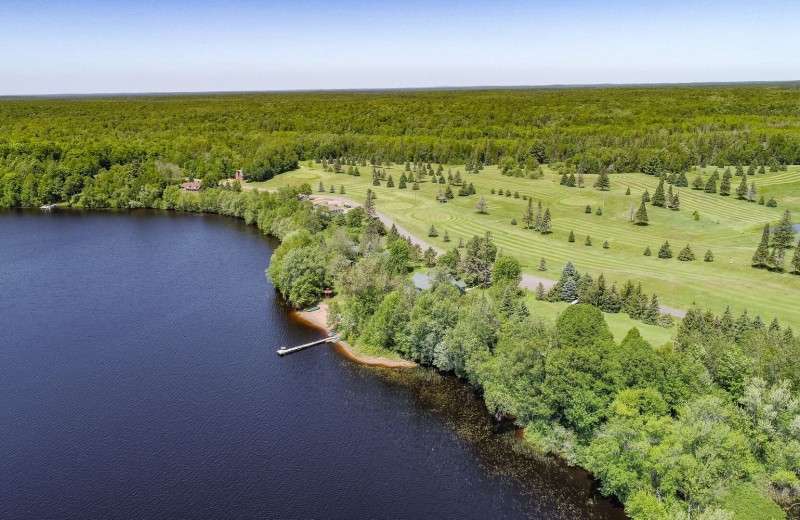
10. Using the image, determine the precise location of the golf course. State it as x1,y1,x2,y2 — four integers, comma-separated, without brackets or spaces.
253,162,800,328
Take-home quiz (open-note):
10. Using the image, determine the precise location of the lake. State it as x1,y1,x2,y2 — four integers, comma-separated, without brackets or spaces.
0,209,625,519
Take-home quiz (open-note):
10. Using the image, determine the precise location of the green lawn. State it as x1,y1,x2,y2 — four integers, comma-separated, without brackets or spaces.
522,296,678,347
253,163,800,328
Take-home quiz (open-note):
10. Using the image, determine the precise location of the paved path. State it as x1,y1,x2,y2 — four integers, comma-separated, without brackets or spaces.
244,186,686,318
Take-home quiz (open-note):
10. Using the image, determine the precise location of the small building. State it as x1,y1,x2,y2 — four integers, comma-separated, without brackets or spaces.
312,200,345,214
235,169,244,181
180,181,201,192
411,272,467,294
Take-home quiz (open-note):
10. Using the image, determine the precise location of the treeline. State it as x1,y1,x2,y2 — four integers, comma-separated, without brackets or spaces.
3,85,800,209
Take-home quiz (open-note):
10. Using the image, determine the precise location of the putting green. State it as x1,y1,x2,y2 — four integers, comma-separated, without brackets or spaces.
413,210,452,222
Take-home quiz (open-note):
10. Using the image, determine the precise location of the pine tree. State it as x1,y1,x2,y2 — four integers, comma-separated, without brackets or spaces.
736,173,748,199
603,240,609,249
562,277,578,302
704,176,717,193
678,244,696,261
585,204,592,214
643,294,661,325
752,223,770,267
670,191,680,211
412,182,420,190
534,200,543,231
458,237,464,248
735,163,744,177
535,282,546,300
585,235,592,246
398,175,407,189
568,230,575,242
577,172,585,188
666,184,674,208
625,187,631,195
540,208,552,234
772,210,796,250
759,164,766,175
633,201,649,225
704,249,714,262
595,170,611,191
511,217,517,225
428,225,438,237
652,177,667,207
789,240,800,274
443,230,450,243
719,169,731,196
373,176,380,186
643,246,652,256
318,180,325,192
567,172,576,187
538,257,547,271
658,240,673,259
438,176,445,184
523,198,534,229
596,207,603,216
676,171,689,187
642,189,651,202
364,189,376,217
474,196,488,214
766,198,778,207
692,175,704,189
560,172,568,185
330,184,335,193
445,185,453,199
468,182,476,195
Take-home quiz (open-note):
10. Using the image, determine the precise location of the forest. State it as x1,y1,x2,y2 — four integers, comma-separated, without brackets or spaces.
3,84,800,209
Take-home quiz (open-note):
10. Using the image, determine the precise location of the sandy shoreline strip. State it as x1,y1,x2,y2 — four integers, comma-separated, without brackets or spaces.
293,303,417,369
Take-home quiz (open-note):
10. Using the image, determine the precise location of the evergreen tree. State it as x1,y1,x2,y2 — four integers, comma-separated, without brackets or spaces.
759,164,766,175
428,225,438,237
511,217,517,225
540,208,552,234
604,283,622,313
340,185,345,194
736,173,748,199
567,172,576,187
752,223,770,267
789,240,800,274
364,189,377,217
585,235,592,246
398,175,407,189
445,185,453,199
560,172,568,185
534,200,543,231
772,210,796,250
373,176,380,186
633,201,649,225
658,240,672,259
442,230,450,243
474,196,488,214
568,230,575,242
523,198,534,229
438,176,445,184
670,191,680,211
666,184,674,207
535,282,546,300
719,169,731,196
642,189,651,202
704,249,714,262
748,163,757,175
758,195,764,205
692,175,704,189
603,240,609,249
596,207,603,216
562,277,578,302
505,188,511,196
458,237,464,248
677,244,695,261
625,187,631,195
577,172,585,188
585,204,592,214
735,163,744,176
538,257,547,271
318,180,325,192
595,169,611,190
643,294,661,325
643,246,652,256
704,176,717,193
676,171,689,187
412,182,420,190
329,184,335,193
652,177,666,207
468,182,476,195
766,197,778,207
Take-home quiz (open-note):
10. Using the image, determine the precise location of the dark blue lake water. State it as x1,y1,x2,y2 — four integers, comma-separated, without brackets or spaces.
0,209,625,519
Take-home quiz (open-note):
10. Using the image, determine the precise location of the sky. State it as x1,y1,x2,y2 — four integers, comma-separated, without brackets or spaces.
1,0,799,95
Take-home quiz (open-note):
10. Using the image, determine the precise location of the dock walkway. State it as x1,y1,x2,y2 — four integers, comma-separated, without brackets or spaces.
277,336,339,356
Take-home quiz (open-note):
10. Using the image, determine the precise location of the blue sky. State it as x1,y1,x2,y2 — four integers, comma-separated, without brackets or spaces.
1,0,798,95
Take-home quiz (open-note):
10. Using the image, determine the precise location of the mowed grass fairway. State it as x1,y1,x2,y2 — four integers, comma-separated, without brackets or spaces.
254,164,800,328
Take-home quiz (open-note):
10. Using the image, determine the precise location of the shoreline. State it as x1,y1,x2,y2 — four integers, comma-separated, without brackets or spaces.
292,303,417,369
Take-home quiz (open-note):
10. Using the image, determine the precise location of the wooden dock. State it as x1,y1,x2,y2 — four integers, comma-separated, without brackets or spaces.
277,336,339,356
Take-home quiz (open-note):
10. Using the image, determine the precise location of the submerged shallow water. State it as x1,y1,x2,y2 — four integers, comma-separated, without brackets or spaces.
0,209,625,519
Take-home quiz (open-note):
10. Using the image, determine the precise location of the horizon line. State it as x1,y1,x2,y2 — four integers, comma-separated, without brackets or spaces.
3,79,800,99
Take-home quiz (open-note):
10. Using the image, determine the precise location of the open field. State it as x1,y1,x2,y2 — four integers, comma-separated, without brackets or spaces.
253,163,800,328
